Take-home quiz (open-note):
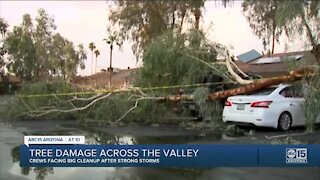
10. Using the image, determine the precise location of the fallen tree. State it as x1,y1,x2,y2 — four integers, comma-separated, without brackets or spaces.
3,61,314,121
157,68,315,102
1,29,316,124
208,68,314,100
116,67,315,123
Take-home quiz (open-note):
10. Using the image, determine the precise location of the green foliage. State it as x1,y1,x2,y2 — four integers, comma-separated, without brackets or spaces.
91,93,135,121
271,137,302,145
89,92,180,124
103,33,122,68
4,9,87,81
0,95,20,120
134,100,180,124
303,69,320,132
193,87,210,120
109,0,235,59
242,0,283,53
134,30,226,124
242,0,319,52
88,42,96,52
94,49,100,58
5,24,37,80
0,81,181,124
0,17,8,36
192,87,224,123
0,80,80,120
34,9,56,79
275,0,319,46
272,1,320,131
225,124,247,137
0,17,8,70
19,79,76,96
108,0,208,58
135,30,222,89
88,42,96,74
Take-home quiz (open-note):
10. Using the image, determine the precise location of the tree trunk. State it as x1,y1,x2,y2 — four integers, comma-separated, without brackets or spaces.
208,68,312,100
91,51,94,75
95,56,98,87
0,73,3,94
194,9,201,30
171,5,176,30
302,14,316,47
150,2,167,33
301,16,320,65
271,25,275,54
95,56,97,74
179,9,186,34
311,44,320,65
158,68,314,102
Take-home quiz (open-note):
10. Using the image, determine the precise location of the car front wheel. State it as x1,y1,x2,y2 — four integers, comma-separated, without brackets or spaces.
278,112,292,131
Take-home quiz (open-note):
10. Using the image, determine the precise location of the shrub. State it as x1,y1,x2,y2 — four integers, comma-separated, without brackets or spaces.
303,68,320,132
0,79,80,120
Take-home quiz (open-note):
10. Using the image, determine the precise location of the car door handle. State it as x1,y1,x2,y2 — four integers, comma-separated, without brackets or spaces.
290,103,295,106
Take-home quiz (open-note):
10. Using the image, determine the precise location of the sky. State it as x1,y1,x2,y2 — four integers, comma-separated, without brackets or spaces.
0,1,306,76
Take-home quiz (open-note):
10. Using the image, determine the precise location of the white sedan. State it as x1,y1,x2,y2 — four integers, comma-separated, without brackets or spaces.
222,84,320,131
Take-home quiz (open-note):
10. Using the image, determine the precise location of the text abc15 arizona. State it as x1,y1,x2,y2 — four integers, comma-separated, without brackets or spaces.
286,148,307,164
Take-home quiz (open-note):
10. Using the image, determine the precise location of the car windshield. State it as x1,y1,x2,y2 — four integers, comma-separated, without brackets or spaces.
247,87,277,95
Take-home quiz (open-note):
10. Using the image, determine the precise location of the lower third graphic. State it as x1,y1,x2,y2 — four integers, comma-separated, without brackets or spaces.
286,148,307,164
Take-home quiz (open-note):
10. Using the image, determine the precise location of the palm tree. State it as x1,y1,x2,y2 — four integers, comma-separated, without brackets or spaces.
103,34,121,88
188,0,205,30
94,49,100,74
94,49,100,87
88,42,96,75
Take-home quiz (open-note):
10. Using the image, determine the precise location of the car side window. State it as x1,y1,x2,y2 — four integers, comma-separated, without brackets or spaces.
280,87,291,97
293,86,304,98
279,86,303,98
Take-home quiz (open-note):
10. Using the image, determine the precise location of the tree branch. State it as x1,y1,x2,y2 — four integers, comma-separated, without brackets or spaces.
27,93,112,117
225,56,253,84
113,96,162,124
69,93,103,102
185,54,234,82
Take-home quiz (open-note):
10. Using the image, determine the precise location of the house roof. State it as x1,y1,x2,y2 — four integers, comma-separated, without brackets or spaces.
71,68,138,88
248,51,308,64
234,60,290,77
236,49,262,63
235,50,317,77
260,51,309,58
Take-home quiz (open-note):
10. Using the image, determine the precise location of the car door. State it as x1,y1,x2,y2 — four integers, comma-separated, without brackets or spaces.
279,86,305,126
291,85,305,125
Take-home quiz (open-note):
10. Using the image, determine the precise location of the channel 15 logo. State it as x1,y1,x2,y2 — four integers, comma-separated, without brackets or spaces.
286,148,307,164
